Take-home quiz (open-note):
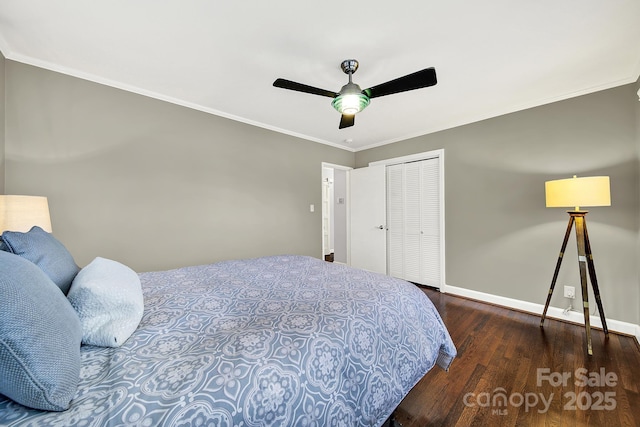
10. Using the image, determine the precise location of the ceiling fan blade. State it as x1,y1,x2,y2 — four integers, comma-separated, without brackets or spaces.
339,114,355,129
363,67,437,99
273,78,338,98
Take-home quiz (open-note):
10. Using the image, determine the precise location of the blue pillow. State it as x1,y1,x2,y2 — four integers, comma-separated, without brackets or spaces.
0,250,82,411
1,226,80,295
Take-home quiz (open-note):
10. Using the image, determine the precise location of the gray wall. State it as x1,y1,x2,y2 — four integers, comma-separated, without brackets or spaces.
4,61,354,272
0,51,5,193
356,84,640,325
636,77,640,323
3,58,639,325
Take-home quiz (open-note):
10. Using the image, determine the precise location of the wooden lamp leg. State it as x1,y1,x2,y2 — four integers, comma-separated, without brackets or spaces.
582,218,609,337
540,215,575,326
574,214,593,355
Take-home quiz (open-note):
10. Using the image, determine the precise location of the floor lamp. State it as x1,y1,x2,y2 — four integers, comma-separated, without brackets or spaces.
0,195,52,233
540,176,610,355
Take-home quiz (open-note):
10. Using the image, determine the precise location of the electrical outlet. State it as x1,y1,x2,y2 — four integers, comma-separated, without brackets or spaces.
564,285,575,299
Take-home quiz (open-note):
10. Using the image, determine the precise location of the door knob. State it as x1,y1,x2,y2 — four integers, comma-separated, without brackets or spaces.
378,225,384,229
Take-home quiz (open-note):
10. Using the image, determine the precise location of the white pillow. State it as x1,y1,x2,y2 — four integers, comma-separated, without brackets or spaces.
67,257,144,347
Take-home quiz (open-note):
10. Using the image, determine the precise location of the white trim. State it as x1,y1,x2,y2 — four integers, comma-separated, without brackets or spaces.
321,162,353,172
320,163,353,260
368,148,444,167
4,53,637,155
445,284,640,342
0,33,12,59
6,53,357,153
352,76,639,152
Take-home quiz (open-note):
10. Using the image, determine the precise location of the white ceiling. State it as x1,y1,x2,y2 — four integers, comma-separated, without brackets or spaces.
1,1,639,151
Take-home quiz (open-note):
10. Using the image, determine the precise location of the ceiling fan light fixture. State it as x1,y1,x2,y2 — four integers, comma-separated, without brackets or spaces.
332,83,370,115
332,93,370,115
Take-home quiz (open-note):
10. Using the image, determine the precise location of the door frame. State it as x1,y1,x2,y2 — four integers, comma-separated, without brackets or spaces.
321,162,352,263
369,149,446,291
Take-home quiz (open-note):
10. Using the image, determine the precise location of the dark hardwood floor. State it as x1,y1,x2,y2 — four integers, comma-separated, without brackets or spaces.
393,287,640,427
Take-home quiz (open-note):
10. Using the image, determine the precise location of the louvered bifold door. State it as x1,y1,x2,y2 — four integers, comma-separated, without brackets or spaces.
419,158,441,287
385,158,441,287
403,161,423,283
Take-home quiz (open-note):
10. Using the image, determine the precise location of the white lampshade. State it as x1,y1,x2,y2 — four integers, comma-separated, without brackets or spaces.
545,176,611,211
0,195,53,233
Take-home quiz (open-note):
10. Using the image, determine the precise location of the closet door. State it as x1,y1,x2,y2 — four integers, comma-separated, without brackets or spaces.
403,161,423,283
386,158,441,287
420,158,441,287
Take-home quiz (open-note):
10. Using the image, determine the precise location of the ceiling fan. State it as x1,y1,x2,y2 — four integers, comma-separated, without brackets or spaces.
273,59,437,129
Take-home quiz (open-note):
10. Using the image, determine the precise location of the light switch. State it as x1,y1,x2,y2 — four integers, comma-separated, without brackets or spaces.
309,204,315,212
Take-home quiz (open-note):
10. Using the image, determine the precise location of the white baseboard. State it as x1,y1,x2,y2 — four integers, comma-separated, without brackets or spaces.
442,284,640,345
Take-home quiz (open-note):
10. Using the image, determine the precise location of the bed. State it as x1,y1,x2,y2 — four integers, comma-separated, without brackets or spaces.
1,249,456,426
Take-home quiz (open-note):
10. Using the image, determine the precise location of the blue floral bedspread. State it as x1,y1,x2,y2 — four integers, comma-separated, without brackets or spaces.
0,255,456,426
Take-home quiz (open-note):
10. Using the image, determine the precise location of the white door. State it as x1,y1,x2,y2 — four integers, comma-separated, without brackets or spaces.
386,164,404,279
349,164,387,274
420,158,442,287
385,158,442,287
